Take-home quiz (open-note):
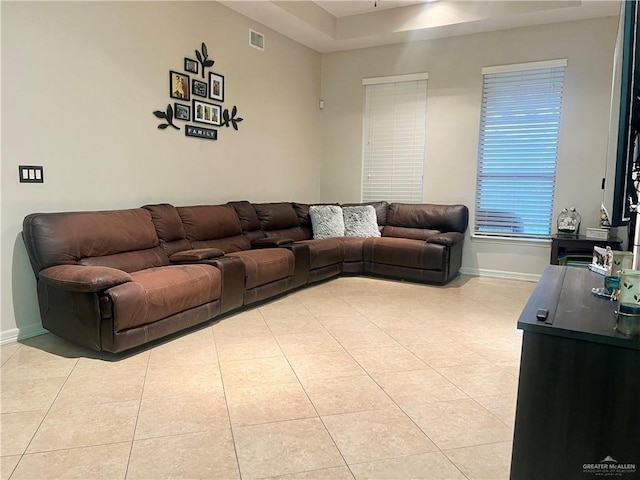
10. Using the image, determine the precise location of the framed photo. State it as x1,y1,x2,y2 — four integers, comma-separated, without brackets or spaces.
193,99,221,126
184,58,198,74
192,79,207,98
174,103,190,121
209,72,224,102
170,71,190,101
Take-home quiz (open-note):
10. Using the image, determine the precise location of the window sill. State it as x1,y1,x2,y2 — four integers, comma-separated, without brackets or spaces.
470,234,551,248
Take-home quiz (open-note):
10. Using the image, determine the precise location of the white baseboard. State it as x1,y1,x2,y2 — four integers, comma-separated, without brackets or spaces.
0,323,48,345
459,267,540,283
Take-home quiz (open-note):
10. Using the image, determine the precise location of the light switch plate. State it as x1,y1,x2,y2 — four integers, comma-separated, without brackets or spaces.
19,165,44,183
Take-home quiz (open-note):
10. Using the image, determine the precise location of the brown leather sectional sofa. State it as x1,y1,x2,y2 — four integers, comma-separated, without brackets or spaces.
22,201,468,353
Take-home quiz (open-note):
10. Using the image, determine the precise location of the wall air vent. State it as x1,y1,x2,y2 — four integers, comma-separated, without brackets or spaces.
249,29,265,51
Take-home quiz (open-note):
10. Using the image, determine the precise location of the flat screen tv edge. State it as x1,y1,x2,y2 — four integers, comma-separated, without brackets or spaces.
604,0,639,228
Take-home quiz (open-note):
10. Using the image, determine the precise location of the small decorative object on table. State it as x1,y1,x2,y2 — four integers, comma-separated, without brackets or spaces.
617,269,640,305
586,227,609,240
600,203,612,228
586,204,612,240
612,250,634,273
589,245,613,275
615,303,640,336
592,274,620,300
557,207,581,235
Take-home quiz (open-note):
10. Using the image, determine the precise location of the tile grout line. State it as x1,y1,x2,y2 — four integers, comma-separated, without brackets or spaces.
299,293,455,473
212,325,245,480
261,304,357,480
0,344,22,368
123,349,151,480
338,299,471,478
15,356,79,465
312,286,471,478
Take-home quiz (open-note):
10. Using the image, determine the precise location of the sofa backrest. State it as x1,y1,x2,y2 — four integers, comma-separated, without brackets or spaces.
23,209,169,274
227,201,265,242
177,205,251,253
142,204,192,256
384,204,469,239
253,202,310,241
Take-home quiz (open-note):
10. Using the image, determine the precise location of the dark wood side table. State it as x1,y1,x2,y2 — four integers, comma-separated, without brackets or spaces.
510,266,640,480
550,234,622,265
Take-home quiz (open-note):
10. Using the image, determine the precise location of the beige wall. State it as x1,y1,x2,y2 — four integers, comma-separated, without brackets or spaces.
1,1,322,340
320,17,619,280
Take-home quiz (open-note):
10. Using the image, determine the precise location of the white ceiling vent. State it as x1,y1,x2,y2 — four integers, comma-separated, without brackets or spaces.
249,29,265,51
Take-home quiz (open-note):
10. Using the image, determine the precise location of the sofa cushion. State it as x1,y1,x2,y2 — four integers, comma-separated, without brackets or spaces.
296,238,344,269
293,203,311,227
143,204,186,242
227,249,295,289
78,247,169,273
254,203,300,230
342,201,389,226
339,237,367,263
294,203,340,229
228,201,261,233
189,236,251,253
178,205,251,253
364,237,446,270
22,209,167,273
343,206,381,238
387,204,468,233
107,264,221,332
265,227,308,241
178,205,243,241
143,204,192,256
383,226,441,241
310,205,345,239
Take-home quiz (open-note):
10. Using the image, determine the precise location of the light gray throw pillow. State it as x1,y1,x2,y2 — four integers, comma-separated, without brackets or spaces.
343,205,381,237
309,205,345,239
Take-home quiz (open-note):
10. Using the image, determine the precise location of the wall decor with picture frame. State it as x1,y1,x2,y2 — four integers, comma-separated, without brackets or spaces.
184,58,198,74
169,71,190,101
152,42,244,141
192,79,207,98
193,99,221,126
174,103,190,121
209,72,224,102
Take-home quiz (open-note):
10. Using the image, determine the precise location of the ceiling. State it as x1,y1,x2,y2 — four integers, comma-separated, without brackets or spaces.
220,0,621,53
316,0,429,18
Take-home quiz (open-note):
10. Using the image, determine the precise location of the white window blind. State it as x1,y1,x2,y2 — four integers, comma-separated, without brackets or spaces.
362,76,427,203
475,60,566,238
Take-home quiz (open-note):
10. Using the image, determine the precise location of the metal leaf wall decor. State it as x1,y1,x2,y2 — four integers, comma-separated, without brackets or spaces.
195,42,215,79
153,104,179,130
222,106,244,131
152,41,244,140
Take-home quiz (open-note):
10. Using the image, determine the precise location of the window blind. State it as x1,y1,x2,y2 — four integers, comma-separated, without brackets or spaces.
362,78,427,203
475,61,566,238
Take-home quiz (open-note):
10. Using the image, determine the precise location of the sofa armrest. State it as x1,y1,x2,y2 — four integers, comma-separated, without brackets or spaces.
251,237,294,248
203,256,246,313
169,248,224,263
39,265,132,293
426,232,464,247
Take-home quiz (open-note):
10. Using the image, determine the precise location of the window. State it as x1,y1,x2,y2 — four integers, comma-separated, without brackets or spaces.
475,59,567,238
362,73,428,203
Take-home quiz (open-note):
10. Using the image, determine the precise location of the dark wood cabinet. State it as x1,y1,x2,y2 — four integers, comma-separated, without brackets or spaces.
511,266,640,480
550,235,622,266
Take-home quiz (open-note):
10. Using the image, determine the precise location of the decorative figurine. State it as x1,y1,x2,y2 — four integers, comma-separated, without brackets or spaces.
557,207,581,235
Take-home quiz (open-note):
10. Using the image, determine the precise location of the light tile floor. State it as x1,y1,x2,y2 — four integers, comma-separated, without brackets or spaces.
0,275,535,479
